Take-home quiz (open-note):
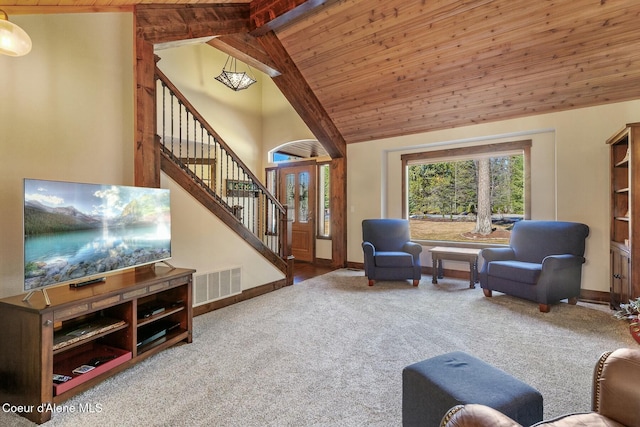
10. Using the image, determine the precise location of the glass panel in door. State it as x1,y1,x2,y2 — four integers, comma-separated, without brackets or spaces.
286,172,295,223
298,171,309,223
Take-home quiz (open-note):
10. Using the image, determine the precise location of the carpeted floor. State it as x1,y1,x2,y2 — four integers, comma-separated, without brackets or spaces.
2,269,636,426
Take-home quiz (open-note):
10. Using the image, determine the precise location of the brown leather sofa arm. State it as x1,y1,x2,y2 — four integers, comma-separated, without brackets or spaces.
593,348,640,427
440,349,640,427
440,404,522,427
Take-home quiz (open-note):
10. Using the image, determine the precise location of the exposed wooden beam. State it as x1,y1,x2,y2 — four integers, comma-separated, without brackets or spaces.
330,156,347,268
208,34,281,77
135,4,250,44
257,30,346,159
0,6,133,15
134,31,159,188
250,0,338,35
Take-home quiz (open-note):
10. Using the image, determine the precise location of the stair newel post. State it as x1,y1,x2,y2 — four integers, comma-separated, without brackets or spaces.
281,206,294,286
280,206,293,258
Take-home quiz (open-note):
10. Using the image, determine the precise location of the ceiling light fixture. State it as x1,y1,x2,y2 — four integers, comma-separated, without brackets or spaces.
0,9,32,57
215,55,257,91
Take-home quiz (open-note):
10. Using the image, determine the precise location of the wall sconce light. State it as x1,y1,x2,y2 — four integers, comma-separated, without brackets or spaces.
0,10,32,57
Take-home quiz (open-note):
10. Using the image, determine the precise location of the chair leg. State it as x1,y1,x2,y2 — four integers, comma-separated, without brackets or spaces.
482,288,492,297
368,279,374,286
568,297,578,305
539,304,550,313
412,279,419,286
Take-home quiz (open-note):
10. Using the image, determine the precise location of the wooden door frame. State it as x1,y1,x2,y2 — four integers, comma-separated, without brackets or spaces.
267,156,346,268
277,161,317,263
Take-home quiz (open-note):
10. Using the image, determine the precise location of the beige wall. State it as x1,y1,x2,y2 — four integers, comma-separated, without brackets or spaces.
0,13,134,298
156,44,264,175
260,78,316,171
348,101,640,293
154,44,298,283
161,174,282,286
156,45,317,176
0,13,284,299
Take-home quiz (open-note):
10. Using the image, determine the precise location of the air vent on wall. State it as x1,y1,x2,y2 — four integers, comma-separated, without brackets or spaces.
193,267,241,307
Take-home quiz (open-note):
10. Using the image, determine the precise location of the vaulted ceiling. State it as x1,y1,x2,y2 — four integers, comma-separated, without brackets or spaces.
6,0,640,153
278,0,640,144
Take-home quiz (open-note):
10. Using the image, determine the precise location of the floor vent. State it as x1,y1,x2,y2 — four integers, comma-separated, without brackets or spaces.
193,267,242,307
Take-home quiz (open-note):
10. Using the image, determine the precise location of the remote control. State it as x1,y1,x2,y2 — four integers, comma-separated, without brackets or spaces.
53,374,72,383
72,364,96,375
88,355,116,367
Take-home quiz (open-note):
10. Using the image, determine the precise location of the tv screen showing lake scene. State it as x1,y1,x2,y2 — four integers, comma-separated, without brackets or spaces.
24,179,171,291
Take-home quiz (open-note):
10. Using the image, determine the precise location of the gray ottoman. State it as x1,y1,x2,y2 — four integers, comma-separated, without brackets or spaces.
402,351,543,427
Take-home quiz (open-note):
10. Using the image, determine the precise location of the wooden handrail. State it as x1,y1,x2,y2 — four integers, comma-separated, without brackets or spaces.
155,64,291,263
155,65,285,213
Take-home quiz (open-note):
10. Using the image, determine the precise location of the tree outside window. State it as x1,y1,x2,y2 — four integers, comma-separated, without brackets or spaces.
318,163,331,238
402,141,531,244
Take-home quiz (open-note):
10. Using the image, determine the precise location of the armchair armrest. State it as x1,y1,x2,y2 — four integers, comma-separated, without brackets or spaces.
481,247,515,263
362,241,375,256
541,254,585,271
402,241,423,257
362,241,376,276
440,404,521,427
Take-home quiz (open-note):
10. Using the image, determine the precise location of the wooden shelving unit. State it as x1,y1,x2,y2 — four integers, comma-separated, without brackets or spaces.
607,123,640,309
0,266,194,424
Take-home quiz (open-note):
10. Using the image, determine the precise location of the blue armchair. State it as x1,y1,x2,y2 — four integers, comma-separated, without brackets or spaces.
362,219,423,286
479,220,590,312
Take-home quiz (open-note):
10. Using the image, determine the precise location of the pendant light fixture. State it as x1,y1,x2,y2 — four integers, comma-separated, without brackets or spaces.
215,55,257,91
0,10,32,57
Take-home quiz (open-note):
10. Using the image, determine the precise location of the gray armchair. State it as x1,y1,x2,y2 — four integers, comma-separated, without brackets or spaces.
479,220,589,312
362,219,422,286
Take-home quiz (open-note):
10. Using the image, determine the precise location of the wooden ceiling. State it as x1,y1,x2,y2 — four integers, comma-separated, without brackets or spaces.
277,0,640,143
7,0,640,147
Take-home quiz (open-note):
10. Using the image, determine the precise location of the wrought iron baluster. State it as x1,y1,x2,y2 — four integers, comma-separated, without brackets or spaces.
170,91,175,155
185,110,190,170
178,100,183,163
207,133,212,190
155,71,287,261
161,82,166,153
199,123,204,185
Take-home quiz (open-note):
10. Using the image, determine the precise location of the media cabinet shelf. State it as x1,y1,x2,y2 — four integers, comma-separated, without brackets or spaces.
137,303,185,327
0,266,194,424
137,326,188,354
53,318,129,354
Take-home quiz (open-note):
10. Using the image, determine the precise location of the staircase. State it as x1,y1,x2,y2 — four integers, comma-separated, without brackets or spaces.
155,66,292,280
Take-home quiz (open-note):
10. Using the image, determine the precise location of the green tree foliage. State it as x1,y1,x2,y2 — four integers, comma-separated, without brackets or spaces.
490,155,524,216
323,164,330,210
408,154,524,217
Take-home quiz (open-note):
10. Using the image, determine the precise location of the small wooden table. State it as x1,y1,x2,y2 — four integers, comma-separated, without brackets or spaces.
429,247,482,288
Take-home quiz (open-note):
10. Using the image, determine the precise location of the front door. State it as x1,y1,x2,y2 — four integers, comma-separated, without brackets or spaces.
280,165,316,262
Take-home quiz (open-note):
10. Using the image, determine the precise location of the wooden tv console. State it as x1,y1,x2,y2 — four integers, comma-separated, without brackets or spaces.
0,266,194,424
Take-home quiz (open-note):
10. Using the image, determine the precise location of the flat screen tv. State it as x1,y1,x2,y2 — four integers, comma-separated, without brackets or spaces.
23,179,171,292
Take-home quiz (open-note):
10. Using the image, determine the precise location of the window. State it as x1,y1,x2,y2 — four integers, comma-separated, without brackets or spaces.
317,162,331,238
273,152,303,162
401,140,531,244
